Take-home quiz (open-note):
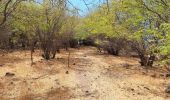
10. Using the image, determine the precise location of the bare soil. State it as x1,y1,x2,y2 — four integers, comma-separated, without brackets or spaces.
0,47,169,100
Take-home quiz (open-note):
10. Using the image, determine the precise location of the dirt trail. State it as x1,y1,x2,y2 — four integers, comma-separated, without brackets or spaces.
0,47,168,100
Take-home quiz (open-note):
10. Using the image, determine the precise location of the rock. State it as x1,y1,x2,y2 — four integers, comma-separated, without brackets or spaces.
85,91,89,93
131,88,134,91
150,73,156,78
5,72,15,77
66,71,69,74
160,73,170,77
0,64,4,67
165,86,170,93
165,73,170,77
73,63,76,65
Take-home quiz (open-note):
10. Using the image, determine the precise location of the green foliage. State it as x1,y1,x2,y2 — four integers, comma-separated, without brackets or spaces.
76,0,170,65
75,2,127,40
160,23,170,55
11,2,41,37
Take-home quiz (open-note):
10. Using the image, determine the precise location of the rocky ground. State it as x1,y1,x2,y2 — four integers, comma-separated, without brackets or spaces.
0,47,169,100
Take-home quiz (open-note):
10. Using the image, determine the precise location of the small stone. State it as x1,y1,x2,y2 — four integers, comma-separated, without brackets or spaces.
5,72,15,77
165,73,170,77
10,82,13,84
151,74,156,78
165,86,170,93
0,64,4,67
85,91,89,93
160,73,170,77
66,71,69,74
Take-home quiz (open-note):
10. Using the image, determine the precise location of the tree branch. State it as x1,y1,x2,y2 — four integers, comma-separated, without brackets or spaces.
140,0,168,22
0,0,12,26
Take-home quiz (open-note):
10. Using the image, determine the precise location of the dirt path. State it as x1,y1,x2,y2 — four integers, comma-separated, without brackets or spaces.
0,47,168,100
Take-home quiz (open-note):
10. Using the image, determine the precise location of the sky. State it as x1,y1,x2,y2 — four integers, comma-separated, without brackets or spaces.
36,0,102,16
68,0,100,16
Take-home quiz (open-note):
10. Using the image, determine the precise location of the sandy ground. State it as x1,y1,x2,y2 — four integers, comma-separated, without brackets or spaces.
0,47,169,100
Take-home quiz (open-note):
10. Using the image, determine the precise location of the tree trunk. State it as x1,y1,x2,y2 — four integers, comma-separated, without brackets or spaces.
139,54,155,67
107,47,119,56
30,40,37,65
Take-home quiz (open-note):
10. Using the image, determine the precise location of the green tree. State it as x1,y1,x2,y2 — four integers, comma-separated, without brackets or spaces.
116,0,170,66
10,0,78,60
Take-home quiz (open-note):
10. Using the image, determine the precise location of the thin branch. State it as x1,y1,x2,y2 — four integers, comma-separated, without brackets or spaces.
106,0,110,13
66,0,80,11
82,0,90,11
0,0,12,26
66,0,84,16
160,0,169,7
140,0,168,22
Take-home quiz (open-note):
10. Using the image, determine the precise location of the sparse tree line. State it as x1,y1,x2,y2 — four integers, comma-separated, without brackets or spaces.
0,0,79,61
76,0,170,68
0,0,170,68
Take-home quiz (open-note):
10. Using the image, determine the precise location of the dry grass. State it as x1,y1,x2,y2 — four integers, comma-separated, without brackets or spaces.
0,47,169,100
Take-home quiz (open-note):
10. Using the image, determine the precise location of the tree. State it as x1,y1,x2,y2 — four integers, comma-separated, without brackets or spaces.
116,0,170,67
10,0,78,60
76,2,128,55
76,0,169,67
0,0,22,26
0,0,22,49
